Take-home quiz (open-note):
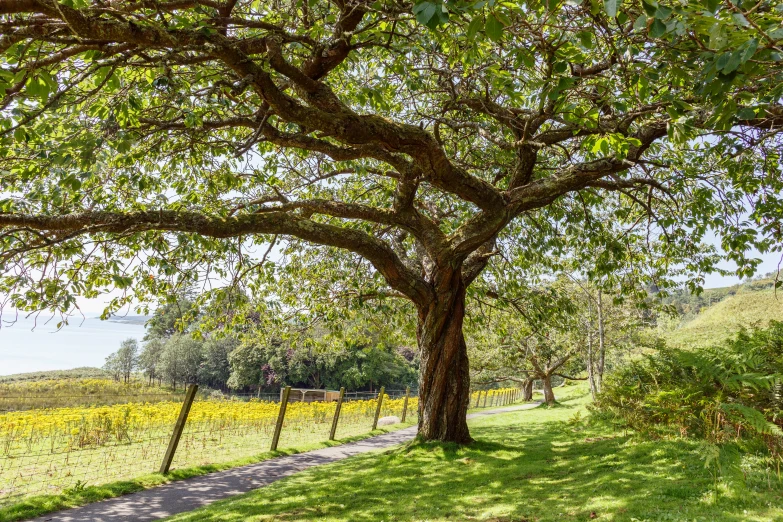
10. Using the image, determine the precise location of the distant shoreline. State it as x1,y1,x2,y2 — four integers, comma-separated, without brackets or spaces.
104,316,151,325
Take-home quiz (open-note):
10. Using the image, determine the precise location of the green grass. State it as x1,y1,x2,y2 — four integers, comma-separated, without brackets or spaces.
664,286,783,348
163,386,783,522
0,422,415,522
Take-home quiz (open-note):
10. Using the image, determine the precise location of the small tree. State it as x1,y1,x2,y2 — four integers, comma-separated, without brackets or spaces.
103,353,121,382
115,338,139,383
138,337,166,386
160,334,203,389
198,337,235,390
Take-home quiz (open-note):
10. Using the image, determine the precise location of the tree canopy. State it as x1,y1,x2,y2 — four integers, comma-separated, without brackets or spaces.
0,0,782,441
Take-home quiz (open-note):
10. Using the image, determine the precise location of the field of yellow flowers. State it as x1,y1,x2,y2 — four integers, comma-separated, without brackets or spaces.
0,387,516,504
0,394,415,502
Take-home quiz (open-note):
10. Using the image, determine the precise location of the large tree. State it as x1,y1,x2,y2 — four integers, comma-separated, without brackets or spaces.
1,0,782,441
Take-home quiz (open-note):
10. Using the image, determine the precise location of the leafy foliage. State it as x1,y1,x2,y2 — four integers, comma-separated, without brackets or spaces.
596,321,783,455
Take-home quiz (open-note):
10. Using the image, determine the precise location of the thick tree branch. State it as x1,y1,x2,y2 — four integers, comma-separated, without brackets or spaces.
0,210,434,306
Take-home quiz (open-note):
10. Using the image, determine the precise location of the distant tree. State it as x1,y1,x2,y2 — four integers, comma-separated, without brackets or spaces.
103,338,139,383
227,339,275,391
103,353,121,382
198,337,235,390
116,338,139,383
160,334,204,390
227,316,417,393
138,338,165,386
144,293,199,341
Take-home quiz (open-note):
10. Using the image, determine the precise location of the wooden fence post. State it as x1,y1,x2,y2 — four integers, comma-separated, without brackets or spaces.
474,390,482,408
483,390,488,408
159,383,198,474
328,387,345,441
401,387,410,422
372,386,385,430
271,386,291,451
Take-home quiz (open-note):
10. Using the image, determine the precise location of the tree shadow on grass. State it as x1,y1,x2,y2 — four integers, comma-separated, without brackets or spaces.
164,415,783,522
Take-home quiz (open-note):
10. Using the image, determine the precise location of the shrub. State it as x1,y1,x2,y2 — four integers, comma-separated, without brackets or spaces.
595,322,783,455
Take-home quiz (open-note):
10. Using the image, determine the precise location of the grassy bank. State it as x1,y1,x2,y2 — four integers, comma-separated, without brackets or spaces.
164,386,783,522
663,285,783,348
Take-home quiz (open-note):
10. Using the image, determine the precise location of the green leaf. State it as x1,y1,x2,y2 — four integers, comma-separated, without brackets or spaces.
633,14,647,31
649,18,666,38
577,30,593,48
467,16,483,40
731,13,749,27
715,53,730,71
25,76,49,99
641,0,657,16
736,108,756,120
413,2,437,26
702,0,719,12
485,13,504,41
653,5,671,19
494,9,511,26
739,39,758,63
604,0,618,17
721,52,742,74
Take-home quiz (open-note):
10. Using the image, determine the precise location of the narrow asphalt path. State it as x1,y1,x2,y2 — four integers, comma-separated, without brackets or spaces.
32,402,541,522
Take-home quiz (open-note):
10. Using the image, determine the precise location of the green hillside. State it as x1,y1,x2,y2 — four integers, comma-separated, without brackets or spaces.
0,367,111,383
663,282,783,347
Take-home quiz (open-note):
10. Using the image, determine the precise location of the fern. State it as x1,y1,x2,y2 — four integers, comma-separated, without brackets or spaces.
721,403,783,437
596,321,783,452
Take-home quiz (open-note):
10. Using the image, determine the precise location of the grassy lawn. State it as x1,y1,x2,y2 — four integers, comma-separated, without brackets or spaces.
164,385,783,522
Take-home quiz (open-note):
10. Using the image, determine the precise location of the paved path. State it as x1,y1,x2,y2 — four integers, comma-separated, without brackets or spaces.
32,402,540,522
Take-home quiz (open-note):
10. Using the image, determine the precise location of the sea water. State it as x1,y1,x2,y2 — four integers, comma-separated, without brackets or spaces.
0,315,146,375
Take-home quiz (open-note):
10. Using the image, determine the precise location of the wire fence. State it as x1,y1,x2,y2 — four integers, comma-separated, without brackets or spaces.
0,386,519,504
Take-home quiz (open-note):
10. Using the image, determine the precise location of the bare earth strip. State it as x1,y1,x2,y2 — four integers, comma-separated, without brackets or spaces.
31,403,540,522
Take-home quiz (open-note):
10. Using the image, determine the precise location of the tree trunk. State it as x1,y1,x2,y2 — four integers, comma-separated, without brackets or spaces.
542,374,555,405
522,378,533,401
417,270,472,443
586,296,598,400
596,291,606,394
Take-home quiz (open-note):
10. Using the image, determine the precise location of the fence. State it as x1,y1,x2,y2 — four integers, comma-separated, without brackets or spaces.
0,385,520,504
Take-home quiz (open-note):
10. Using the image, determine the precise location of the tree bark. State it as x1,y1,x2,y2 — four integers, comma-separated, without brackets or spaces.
522,378,533,401
596,291,606,394
542,374,555,405
586,293,598,400
417,270,472,443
